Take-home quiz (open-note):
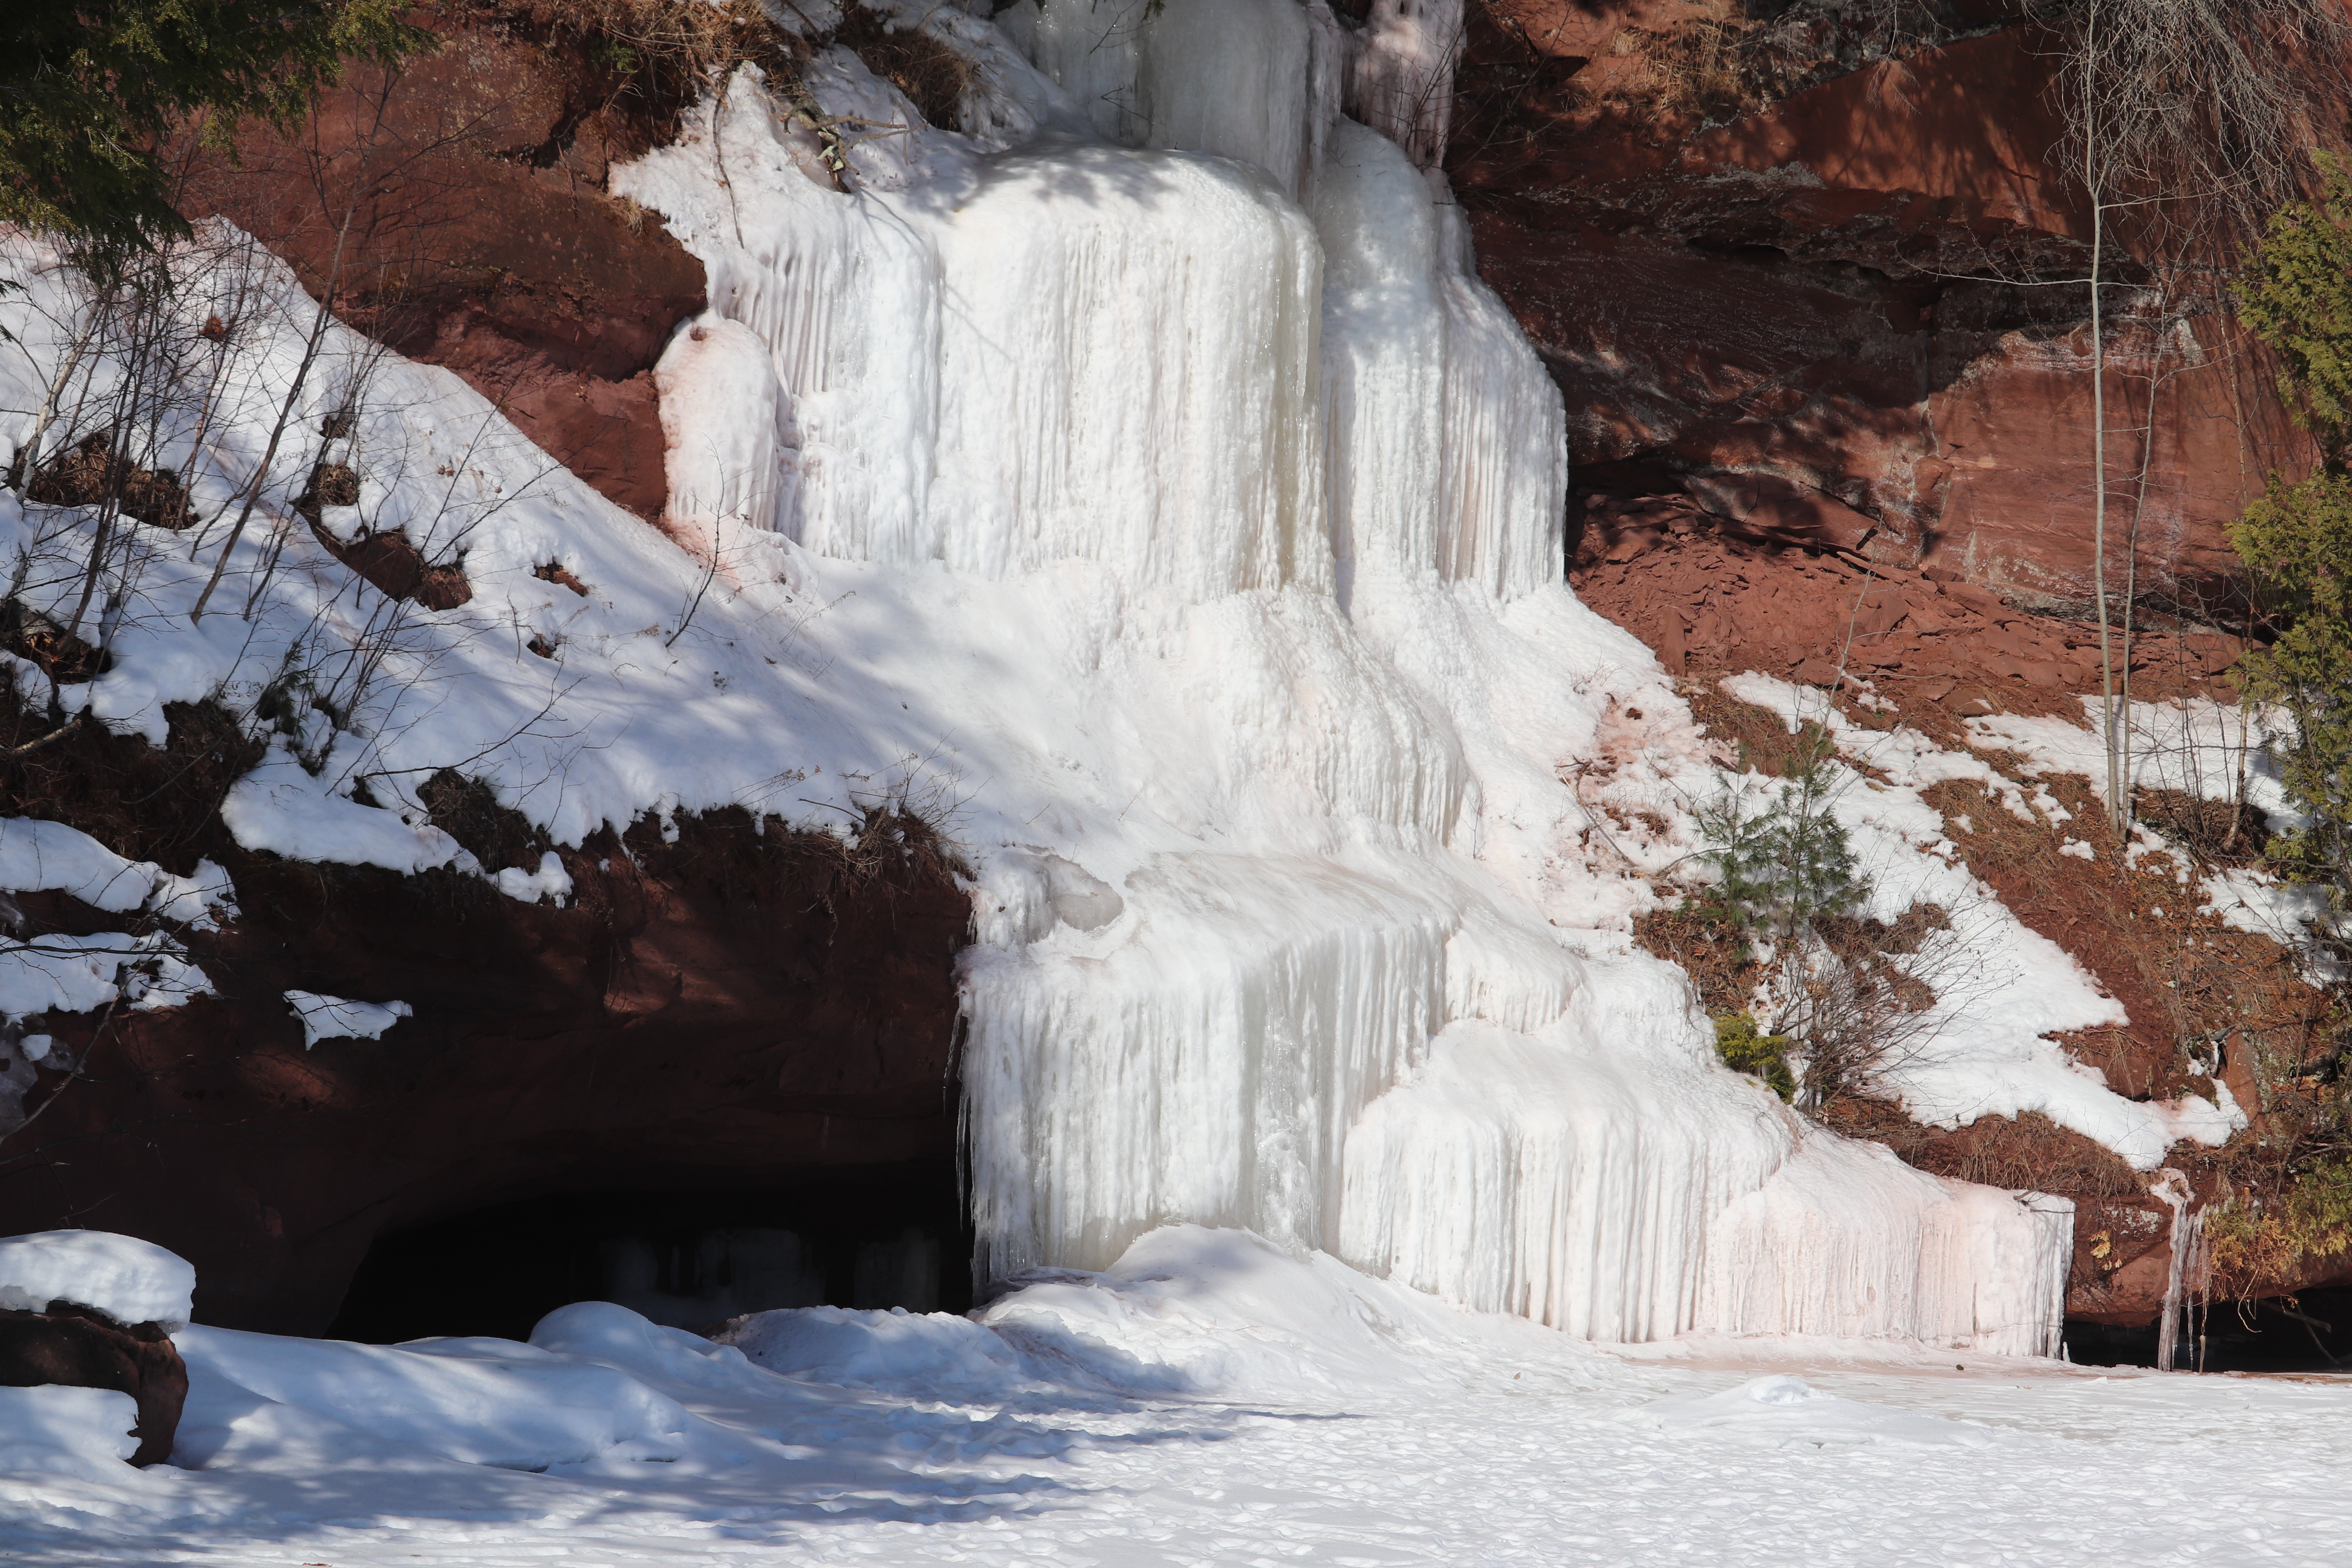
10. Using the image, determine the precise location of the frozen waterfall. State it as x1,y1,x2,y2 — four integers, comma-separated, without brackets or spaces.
612,0,2070,1355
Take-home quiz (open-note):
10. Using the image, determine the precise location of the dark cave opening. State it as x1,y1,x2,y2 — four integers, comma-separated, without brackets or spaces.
325,1160,973,1345
2064,1284,2352,1374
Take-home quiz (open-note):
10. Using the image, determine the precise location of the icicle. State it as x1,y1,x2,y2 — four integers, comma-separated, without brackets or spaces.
2152,1168,2200,1372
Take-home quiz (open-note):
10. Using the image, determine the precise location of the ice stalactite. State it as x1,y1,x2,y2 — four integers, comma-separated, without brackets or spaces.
610,0,2074,1352
2151,1169,2205,1372
1310,118,1563,606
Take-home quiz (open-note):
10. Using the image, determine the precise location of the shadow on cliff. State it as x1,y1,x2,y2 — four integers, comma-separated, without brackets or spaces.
0,694,972,1336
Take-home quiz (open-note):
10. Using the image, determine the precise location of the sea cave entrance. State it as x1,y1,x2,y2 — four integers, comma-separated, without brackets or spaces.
325,1160,973,1344
2063,1284,2352,1373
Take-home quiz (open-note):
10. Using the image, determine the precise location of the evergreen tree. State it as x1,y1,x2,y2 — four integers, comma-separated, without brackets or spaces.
2233,152,2352,933
0,0,428,262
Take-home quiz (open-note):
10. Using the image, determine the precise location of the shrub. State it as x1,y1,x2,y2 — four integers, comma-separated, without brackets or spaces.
1692,756,1863,941
1713,1011,1795,1102
2205,1156,2352,1298
2233,150,2352,946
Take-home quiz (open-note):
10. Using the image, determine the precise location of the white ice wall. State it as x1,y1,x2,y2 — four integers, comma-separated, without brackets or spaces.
1695,1135,2074,1357
1310,119,1564,605
609,0,2072,1351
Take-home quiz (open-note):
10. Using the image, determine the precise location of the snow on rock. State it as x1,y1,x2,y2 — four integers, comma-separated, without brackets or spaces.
0,929,212,1023
218,746,468,875
0,817,234,926
1710,674,2246,1170
0,1230,196,1330
282,991,413,1049
1965,697,2297,830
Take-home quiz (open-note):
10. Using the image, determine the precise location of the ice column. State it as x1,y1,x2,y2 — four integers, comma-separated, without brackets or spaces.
928,143,1328,596
999,0,1347,199
681,122,943,566
1341,1017,1789,1339
963,853,1457,1279
631,63,1329,599
1310,119,1564,604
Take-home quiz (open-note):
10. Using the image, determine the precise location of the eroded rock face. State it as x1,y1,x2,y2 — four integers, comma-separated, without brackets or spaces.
178,20,706,521
1455,5,2321,607
0,1305,187,1466
0,770,968,1334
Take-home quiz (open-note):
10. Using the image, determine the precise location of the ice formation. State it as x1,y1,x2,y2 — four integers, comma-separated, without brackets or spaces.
0,0,2153,1357
603,0,2072,1352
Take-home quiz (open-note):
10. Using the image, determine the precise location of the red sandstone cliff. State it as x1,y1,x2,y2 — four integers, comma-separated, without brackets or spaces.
1455,0,2329,609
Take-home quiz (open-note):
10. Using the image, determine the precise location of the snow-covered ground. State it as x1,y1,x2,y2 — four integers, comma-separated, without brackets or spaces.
0,1227,2341,1567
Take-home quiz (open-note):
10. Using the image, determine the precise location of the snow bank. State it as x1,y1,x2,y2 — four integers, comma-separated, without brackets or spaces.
714,1305,1033,1401
0,1387,141,1481
0,1230,195,1329
978,1225,1605,1403
178,1323,694,1470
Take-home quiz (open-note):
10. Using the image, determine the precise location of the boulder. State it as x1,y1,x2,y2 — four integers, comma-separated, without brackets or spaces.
0,1306,187,1466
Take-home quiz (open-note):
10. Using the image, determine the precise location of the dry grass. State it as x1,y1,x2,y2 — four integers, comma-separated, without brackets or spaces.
19,430,193,530
0,688,260,873
467,0,973,155
828,5,972,129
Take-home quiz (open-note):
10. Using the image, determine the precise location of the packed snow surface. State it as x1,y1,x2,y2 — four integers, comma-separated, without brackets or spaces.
0,1229,194,1328
2,1227,2348,1566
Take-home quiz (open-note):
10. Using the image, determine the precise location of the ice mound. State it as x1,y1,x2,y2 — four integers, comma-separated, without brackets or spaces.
714,1305,1034,1401
0,1230,195,1330
978,1225,1604,1404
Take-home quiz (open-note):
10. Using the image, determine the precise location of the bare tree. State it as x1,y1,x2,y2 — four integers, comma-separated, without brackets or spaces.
2047,0,2348,841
